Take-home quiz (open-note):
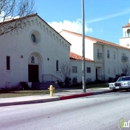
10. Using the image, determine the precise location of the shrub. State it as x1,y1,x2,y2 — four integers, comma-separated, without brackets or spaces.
72,77,78,85
0,87,10,93
108,77,113,82
20,82,30,90
64,77,71,87
86,78,92,84
57,80,64,88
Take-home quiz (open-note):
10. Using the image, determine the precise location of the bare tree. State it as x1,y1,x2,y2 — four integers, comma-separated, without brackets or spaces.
121,63,130,76
0,0,34,35
59,63,71,87
59,63,71,79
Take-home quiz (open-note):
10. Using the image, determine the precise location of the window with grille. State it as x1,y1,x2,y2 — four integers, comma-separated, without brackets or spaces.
72,66,77,73
87,67,91,73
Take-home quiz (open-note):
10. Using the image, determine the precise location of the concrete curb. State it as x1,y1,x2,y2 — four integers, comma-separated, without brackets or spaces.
60,90,113,100
60,92,93,100
93,90,113,95
0,97,60,107
0,90,113,107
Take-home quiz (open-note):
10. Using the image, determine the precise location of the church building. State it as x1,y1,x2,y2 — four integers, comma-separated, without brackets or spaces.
0,14,71,88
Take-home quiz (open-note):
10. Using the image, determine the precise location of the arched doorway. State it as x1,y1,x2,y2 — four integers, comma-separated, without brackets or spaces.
28,53,42,82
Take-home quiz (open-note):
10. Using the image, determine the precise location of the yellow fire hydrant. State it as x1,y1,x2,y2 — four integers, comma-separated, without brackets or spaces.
48,85,55,97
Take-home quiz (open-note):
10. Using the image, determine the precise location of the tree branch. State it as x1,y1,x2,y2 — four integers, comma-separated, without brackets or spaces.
0,0,35,36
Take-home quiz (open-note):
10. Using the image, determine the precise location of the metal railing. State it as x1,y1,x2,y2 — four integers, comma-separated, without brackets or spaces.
121,56,129,62
97,52,102,59
42,74,62,83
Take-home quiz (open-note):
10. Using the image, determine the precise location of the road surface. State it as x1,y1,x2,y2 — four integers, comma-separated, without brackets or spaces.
0,91,130,130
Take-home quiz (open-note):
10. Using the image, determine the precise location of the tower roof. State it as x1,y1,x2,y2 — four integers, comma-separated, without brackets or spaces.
123,23,130,28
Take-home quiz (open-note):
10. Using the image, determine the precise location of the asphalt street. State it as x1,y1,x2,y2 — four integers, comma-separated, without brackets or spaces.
0,91,130,130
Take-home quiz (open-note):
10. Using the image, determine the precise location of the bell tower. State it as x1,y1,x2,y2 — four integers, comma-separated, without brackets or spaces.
120,19,130,48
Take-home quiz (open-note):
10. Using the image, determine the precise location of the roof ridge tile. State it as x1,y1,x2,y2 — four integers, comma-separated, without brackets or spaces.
70,52,93,62
61,29,130,50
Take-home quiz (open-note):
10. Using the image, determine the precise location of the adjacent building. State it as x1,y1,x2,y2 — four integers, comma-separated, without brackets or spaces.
60,28,130,81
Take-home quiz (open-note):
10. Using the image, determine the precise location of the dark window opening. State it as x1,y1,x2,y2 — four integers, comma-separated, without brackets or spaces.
56,60,59,71
72,66,77,73
6,56,10,70
87,67,91,73
107,50,110,58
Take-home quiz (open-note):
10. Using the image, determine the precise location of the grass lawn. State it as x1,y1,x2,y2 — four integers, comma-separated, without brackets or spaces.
0,83,109,98
70,83,109,89
0,90,64,98
86,83,109,88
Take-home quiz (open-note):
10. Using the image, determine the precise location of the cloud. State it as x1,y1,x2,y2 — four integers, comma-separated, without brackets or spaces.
87,8,130,23
48,8,130,33
0,11,5,17
48,19,93,34
0,12,19,22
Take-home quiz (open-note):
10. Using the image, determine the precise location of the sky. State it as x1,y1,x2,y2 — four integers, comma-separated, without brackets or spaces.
35,0,130,44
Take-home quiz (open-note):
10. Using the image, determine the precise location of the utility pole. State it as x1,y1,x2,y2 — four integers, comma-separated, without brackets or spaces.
82,0,86,92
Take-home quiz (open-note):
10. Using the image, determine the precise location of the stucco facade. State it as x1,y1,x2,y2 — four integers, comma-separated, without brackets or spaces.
60,28,130,81
70,52,95,82
0,14,71,88
70,59,95,83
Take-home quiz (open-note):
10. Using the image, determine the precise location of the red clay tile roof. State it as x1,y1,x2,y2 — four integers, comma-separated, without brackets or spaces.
123,23,130,28
70,52,94,62
61,29,130,50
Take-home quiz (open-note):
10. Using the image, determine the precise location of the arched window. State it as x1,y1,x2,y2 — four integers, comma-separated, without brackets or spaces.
31,34,36,43
127,29,130,37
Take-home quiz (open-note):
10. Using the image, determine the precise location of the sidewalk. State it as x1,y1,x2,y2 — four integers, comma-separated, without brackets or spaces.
0,88,112,107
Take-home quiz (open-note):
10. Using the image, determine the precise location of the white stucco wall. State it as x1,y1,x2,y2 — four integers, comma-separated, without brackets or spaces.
84,39,94,60
101,44,130,79
70,59,95,83
103,45,118,78
60,31,82,56
60,31,94,60
120,38,130,48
